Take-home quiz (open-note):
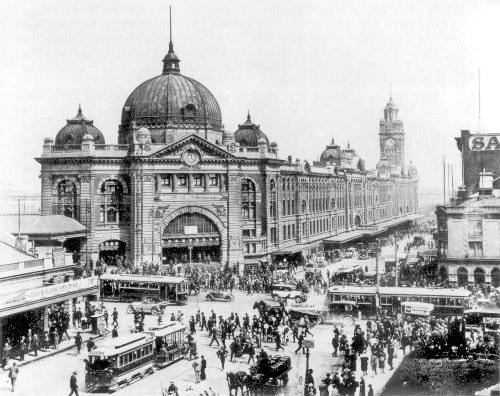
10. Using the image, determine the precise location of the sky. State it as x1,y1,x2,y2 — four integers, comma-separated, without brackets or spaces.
0,0,498,200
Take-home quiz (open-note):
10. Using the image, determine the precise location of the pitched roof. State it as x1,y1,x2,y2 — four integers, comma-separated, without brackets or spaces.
0,215,86,237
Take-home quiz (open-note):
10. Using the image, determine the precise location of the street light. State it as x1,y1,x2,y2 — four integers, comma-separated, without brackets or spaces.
303,339,314,395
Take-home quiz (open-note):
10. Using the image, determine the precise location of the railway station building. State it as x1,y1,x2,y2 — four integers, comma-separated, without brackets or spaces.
36,35,419,273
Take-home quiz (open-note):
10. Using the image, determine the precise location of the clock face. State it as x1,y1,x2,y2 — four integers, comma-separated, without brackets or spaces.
183,150,200,166
384,138,395,149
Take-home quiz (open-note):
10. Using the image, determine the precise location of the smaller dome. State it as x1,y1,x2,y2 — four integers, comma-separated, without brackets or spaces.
270,142,278,148
136,126,151,143
385,96,398,109
258,137,267,144
44,137,54,144
320,138,341,163
376,157,391,170
82,133,94,142
234,112,269,147
55,105,105,145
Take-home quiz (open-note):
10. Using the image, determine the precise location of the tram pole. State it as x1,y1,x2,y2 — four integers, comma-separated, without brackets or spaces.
395,236,399,287
375,238,380,314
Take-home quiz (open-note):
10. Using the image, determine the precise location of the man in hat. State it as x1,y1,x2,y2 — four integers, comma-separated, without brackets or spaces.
167,381,179,396
69,371,79,396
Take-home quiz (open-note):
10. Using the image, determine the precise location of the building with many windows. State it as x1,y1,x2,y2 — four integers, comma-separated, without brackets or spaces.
436,130,500,286
36,33,418,272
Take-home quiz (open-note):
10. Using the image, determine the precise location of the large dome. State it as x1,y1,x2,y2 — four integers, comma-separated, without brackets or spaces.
119,40,222,144
55,105,105,145
320,138,341,162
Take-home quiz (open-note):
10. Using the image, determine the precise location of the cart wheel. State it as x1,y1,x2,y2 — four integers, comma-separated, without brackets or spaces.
225,296,232,302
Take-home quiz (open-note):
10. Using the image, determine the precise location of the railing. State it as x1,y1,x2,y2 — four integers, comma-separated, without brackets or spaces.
94,144,129,151
51,145,81,152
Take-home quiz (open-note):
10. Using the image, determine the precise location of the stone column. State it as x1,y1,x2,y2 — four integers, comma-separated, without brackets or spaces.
188,174,193,192
204,174,209,192
172,174,177,192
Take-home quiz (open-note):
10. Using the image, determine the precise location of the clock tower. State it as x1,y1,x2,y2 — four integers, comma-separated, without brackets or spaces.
379,96,405,168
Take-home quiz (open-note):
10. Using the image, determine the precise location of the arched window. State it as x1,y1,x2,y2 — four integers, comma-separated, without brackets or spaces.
181,104,197,121
286,178,290,191
241,179,256,220
457,267,468,287
491,268,500,288
269,179,277,218
282,178,286,191
474,267,485,285
302,200,307,214
99,179,129,224
57,180,78,219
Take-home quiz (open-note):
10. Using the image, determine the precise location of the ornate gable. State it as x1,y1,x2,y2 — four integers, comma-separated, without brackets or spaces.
148,134,237,163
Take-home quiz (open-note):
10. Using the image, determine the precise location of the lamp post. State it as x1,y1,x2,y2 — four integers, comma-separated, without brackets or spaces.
303,339,314,395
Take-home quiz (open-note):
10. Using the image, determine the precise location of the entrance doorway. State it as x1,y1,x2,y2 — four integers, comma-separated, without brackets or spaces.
162,213,220,264
99,240,126,265
474,267,485,285
457,267,468,286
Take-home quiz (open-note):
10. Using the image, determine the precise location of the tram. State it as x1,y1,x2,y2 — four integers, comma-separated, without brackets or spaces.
327,285,471,316
100,273,188,305
85,323,187,392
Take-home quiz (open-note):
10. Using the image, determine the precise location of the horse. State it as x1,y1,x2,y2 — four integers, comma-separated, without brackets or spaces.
244,373,266,396
226,371,247,396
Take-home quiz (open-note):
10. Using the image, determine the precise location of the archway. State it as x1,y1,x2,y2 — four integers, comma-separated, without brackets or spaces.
474,267,485,285
354,215,362,228
439,266,448,282
457,267,468,287
162,212,221,265
491,268,500,287
99,240,126,265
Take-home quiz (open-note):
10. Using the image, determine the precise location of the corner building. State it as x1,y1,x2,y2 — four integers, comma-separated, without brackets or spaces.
37,37,419,272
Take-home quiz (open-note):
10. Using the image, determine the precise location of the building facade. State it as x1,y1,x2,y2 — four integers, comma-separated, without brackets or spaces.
436,130,500,286
36,36,418,272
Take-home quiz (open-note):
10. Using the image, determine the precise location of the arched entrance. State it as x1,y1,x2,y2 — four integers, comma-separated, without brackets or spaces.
354,215,361,228
99,240,126,265
457,267,468,287
439,266,448,282
491,268,500,287
162,212,220,265
474,267,485,285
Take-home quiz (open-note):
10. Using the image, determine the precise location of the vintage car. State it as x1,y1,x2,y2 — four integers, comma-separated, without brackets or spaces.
288,307,324,327
126,297,167,315
271,284,307,303
205,290,234,302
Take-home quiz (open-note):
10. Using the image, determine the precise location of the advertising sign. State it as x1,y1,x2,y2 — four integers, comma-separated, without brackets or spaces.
184,226,198,235
303,339,315,349
469,134,500,151
25,277,98,302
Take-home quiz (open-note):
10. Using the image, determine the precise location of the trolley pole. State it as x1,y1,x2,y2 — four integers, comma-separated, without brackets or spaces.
394,237,399,287
375,239,380,313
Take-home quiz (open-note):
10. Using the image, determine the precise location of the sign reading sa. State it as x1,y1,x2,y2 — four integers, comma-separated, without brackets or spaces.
469,134,500,151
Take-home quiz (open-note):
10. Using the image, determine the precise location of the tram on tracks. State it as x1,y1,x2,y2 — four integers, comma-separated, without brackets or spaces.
85,323,186,392
327,285,472,316
100,273,189,305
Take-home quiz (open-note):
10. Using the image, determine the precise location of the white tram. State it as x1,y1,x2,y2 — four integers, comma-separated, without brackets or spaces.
85,323,186,392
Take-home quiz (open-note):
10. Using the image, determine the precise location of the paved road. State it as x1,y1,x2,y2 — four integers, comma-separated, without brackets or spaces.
0,236,424,395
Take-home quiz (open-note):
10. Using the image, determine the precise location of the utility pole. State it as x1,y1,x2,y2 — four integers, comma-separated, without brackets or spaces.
394,236,399,287
375,238,380,312
304,346,310,396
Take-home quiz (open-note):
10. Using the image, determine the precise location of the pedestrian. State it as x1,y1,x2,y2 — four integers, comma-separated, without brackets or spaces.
86,337,95,353
295,332,304,354
332,335,339,357
69,371,79,396
370,352,377,375
112,308,118,326
359,377,366,396
387,344,394,370
192,358,200,383
200,355,207,381
74,332,82,354
247,342,256,364
378,351,386,373
201,313,207,331
360,352,369,376
19,336,26,361
32,333,39,357
275,331,284,351
112,325,119,338
103,308,109,329
367,384,374,396
8,362,19,392
209,327,220,346
217,346,227,370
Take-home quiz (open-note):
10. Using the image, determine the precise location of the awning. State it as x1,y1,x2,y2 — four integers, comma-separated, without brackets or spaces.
0,215,86,239
0,277,98,318
323,229,367,244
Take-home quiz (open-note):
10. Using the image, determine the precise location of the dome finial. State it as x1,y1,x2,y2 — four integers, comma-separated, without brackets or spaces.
78,103,82,116
247,110,251,123
163,6,180,74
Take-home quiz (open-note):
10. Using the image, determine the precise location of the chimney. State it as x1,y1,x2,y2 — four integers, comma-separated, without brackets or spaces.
288,155,292,165
478,169,493,196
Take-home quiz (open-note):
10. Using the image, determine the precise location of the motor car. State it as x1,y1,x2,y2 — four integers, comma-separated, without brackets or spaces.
205,290,234,302
271,283,307,303
126,297,167,315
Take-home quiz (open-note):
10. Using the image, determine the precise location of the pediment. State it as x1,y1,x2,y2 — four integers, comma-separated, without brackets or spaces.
148,134,236,163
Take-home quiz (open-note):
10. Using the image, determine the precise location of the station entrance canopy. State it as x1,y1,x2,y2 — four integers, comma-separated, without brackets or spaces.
0,276,98,318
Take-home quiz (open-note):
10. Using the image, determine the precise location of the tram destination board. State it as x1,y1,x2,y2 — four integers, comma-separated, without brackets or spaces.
303,340,315,349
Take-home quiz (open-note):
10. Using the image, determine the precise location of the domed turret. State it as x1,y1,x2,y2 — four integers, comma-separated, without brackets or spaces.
234,112,269,147
320,138,341,163
55,105,105,145
136,126,152,144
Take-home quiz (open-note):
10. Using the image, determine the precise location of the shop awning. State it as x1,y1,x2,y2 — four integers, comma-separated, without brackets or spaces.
323,229,367,244
0,277,98,318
